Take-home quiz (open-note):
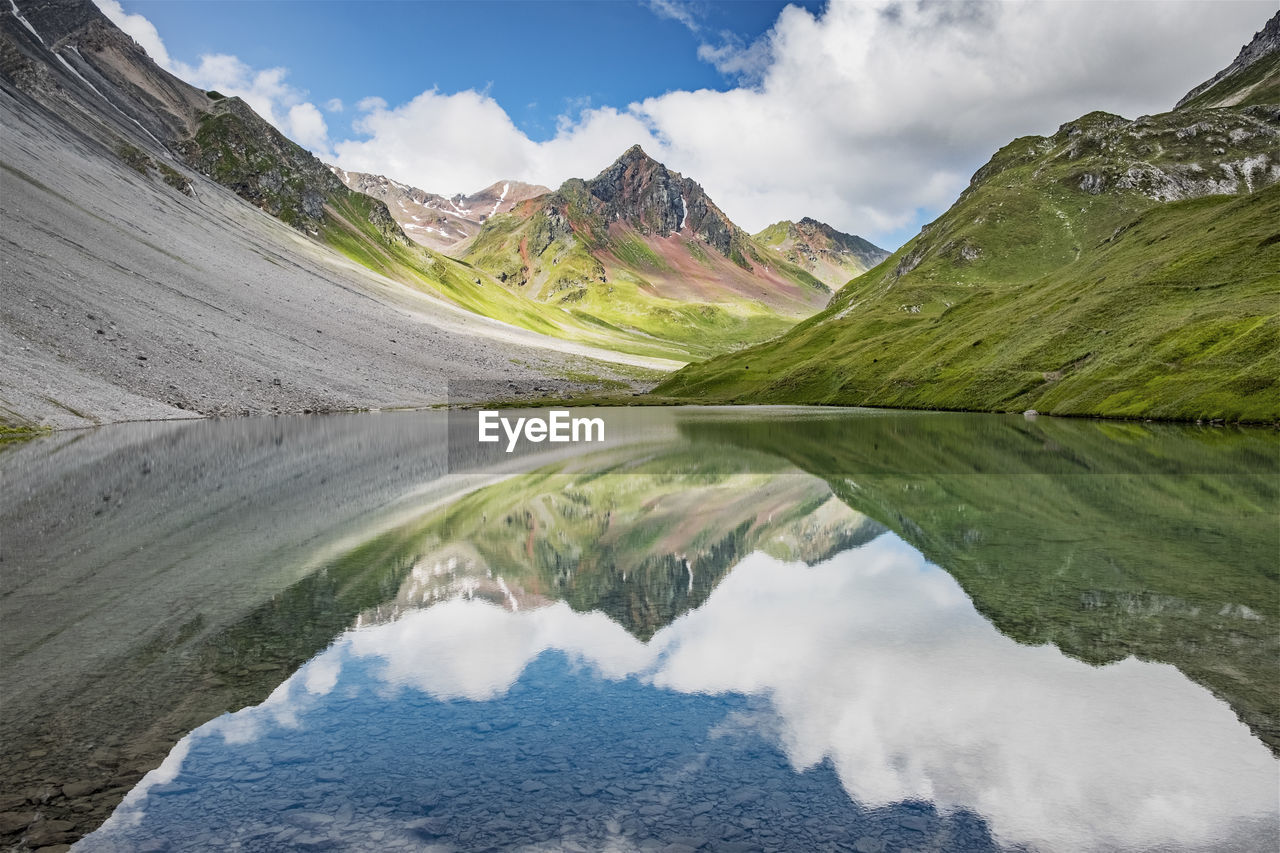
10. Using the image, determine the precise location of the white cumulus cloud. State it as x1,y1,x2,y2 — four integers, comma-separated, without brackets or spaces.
286,102,330,155
93,0,171,68
333,0,1276,245
94,0,1274,247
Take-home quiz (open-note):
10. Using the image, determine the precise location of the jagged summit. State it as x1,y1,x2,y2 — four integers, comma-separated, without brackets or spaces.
617,143,654,162
574,145,742,260
460,144,838,353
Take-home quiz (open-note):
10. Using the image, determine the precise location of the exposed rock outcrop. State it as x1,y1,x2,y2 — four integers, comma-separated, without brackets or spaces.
1177,11,1280,109
584,145,744,261
754,218,889,288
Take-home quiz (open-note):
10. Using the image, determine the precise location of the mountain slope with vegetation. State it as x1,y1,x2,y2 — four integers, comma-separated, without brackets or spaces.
0,0,681,431
1178,12,1280,109
460,146,840,359
754,217,889,289
1,0,866,368
657,15,1280,422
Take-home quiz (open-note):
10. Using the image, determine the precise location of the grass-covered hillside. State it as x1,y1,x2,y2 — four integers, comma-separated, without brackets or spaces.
461,146,838,360
754,218,889,290
177,103,700,362
657,104,1280,422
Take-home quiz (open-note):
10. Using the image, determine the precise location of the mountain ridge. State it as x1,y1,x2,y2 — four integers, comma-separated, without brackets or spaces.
655,16,1280,422
330,167,550,251
754,217,890,289
0,0,672,431
455,145,852,358
1177,11,1280,109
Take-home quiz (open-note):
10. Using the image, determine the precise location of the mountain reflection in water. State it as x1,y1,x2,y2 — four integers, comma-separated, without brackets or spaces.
76,431,1278,853
4,408,1276,852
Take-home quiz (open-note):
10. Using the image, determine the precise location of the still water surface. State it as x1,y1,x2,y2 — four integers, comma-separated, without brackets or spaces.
1,408,1276,852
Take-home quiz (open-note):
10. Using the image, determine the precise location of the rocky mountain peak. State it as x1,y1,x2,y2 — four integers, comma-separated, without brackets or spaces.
582,145,739,258
617,143,656,164
754,217,890,283
7,0,108,46
329,168,550,250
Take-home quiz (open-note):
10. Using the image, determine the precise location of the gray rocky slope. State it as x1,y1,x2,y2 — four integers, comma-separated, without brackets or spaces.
0,0,662,431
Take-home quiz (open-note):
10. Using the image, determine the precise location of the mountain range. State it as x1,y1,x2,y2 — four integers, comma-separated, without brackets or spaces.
1,0,1276,429
753,217,889,286
2,0,687,430
330,168,550,251
0,0,889,434
335,147,886,359
657,11,1280,422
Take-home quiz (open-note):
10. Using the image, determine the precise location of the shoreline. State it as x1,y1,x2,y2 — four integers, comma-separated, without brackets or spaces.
4,398,1277,441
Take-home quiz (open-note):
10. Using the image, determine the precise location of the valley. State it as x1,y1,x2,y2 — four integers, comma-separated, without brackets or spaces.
0,0,883,431
1,0,1276,431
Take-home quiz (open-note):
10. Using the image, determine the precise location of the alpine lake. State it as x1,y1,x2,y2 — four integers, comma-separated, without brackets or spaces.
1,407,1276,852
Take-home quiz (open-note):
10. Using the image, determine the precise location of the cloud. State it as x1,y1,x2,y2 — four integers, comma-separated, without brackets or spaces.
332,90,653,198
286,102,330,154
92,0,334,157
93,0,171,68
331,0,1273,246
644,0,702,33
96,0,1274,247
696,34,772,83
102,536,1277,852
324,97,344,113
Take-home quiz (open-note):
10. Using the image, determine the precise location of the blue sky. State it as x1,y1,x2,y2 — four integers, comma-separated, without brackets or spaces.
101,0,1275,248
125,0,821,142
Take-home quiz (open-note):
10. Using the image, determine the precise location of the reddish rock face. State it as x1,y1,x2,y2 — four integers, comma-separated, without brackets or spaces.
583,145,739,259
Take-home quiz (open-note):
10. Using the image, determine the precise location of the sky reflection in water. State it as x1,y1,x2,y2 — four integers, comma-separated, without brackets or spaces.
83,533,1277,852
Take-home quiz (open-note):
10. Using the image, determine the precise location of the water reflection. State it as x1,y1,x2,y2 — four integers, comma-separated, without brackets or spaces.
80,470,1277,852
3,408,1276,851
83,535,1276,852
676,413,1280,753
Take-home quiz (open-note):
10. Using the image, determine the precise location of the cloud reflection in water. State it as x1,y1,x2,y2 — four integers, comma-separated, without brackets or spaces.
89,535,1277,852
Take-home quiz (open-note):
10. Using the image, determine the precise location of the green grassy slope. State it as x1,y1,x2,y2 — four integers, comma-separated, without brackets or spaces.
754,218,889,290
675,411,1280,752
1177,13,1280,110
461,159,832,361
1180,50,1280,110
196,112,809,364
178,103,699,362
463,199,803,360
657,107,1280,422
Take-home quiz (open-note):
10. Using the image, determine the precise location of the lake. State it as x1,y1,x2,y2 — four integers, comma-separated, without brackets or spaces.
1,407,1276,852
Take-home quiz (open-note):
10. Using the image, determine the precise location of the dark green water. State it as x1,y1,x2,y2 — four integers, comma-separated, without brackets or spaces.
1,408,1275,852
